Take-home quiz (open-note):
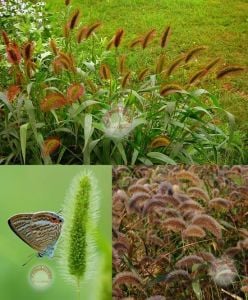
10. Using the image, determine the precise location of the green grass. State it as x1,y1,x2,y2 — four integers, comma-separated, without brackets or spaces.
47,0,248,126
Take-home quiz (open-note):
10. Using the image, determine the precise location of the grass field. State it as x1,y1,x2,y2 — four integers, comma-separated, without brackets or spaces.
47,0,248,126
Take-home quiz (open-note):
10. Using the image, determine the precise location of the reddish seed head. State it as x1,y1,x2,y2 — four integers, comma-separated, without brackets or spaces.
42,137,61,156
1,30,10,46
40,93,67,112
6,43,21,65
114,28,124,48
7,85,21,102
66,83,85,103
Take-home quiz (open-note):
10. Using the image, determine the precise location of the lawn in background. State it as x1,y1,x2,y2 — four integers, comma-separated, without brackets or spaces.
48,0,248,127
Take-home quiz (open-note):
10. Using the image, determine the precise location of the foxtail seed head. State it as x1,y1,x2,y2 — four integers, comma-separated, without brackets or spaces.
59,171,99,287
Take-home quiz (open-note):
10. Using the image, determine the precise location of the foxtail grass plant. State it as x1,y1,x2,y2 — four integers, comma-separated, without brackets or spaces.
59,171,99,299
0,0,247,165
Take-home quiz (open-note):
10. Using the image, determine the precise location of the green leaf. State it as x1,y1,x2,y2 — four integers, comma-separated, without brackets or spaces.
165,101,176,114
131,148,139,165
83,114,93,152
116,142,127,165
20,123,29,164
24,100,38,142
192,280,202,300
83,61,95,72
69,100,100,118
51,109,59,124
147,152,177,164
89,139,101,153
0,92,13,112
26,83,33,96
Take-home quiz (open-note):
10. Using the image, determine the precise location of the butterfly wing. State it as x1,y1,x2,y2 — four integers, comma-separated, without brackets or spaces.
8,212,63,254
30,212,63,254
8,213,42,251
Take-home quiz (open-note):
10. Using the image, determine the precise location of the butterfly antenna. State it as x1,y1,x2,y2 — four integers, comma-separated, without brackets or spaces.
22,253,36,267
57,209,63,215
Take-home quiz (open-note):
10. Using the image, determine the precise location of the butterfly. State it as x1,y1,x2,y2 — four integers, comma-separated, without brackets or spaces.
8,211,64,259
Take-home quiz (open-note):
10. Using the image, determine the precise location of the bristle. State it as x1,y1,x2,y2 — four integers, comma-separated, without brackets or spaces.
22,41,34,62
85,22,101,39
106,38,114,50
209,257,237,287
130,38,142,48
114,28,124,48
150,136,170,148
50,39,59,55
113,189,128,204
160,26,171,48
113,241,129,255
187,187,209,202
86,79,97,93
1,30,10,46
42,137,61,156
182,224,206,238
147,235,164,247
185,46,207,63
68,9,80,30
99,64,111,80
166,56,185,76
209,198,232,210
162,217,186,232
216,65,245,79
238,228,248,238
237,238,248,249
197,251,215,262
163,208,180,218
173,170,201,186
241,286,248,293
160,84,183,96
128,184,150,195
142,29,156,49
142,199,166,214
175,255,204,269
192,214,222,239
205,58,221,71
40,93,67,112
138,68,150,81
118,55,126,75
163,270,191,283
77,26,88,43
158,194,181,207
63,23,70,38
129,192,150,211
113,271,143,288
224,247,241,257
66,83,85,103
26,60,36,78
189,69,208,85
179,200,204,213
58,52,75,72
7,85,21,102
147,296,166,300
155,54,166,74
121,71,131,88
6,43,21,65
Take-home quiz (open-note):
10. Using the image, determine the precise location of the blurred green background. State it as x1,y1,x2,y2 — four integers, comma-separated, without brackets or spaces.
0,166,112,300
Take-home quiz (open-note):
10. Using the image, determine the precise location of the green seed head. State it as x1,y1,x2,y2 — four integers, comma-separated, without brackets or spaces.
59,170,99,286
